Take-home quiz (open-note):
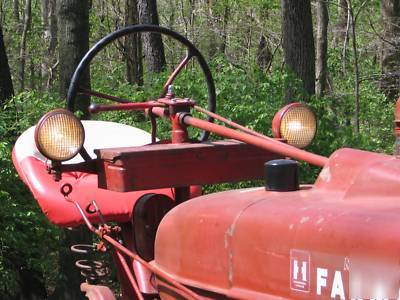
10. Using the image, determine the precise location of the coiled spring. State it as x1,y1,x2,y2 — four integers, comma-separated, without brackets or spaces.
71,244,110,284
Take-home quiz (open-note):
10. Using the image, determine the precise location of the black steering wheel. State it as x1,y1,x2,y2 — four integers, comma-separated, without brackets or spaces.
66,25,216,142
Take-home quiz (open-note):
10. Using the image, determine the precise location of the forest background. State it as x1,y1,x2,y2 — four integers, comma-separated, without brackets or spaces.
0,0,399,298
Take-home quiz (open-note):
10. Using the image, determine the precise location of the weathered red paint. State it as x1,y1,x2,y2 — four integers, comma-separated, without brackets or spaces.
11,151,175,227
96,140,281,192
80,283,116,300
154,148,400,299
171,113,189,144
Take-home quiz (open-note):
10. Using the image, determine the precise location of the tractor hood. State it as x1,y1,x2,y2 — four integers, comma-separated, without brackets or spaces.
154,148,400,299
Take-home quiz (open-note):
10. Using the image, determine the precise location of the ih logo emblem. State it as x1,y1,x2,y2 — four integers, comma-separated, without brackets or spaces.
290,249,310,292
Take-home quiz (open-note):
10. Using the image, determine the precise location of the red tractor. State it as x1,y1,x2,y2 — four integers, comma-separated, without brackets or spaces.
12,25,400,299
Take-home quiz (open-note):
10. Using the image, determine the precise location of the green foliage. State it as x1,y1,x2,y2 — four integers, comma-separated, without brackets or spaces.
0,92,61,298
90,55,304,141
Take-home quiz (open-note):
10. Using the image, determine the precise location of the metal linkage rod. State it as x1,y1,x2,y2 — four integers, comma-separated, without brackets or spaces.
79,88,133,104
63,188,202,300
160,53,193,97
89,102,164,114
194,105,270,140
180,114,328,167
114,251,144,300
102,235,201,300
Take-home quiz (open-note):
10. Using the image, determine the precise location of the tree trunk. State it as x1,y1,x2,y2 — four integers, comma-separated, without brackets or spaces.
333,0,348,46
219,2,230,55
348,0,360,133
138,0,166,73
58,0,91,119
41,0,49,88
281,0,316,100
257,35,272,71
46,0,58,89
125,0,143,85
42,0,49,29
18,0,32,91
0,24,14,105
13,0,20,22
206,0,219,58
168,0,176,29
189,0,196,42
29,56,35,89
316,0,329,96
380,0,400,101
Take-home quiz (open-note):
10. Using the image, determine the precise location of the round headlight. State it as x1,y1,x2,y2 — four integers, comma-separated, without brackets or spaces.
35,109,85,161
272,103,317,148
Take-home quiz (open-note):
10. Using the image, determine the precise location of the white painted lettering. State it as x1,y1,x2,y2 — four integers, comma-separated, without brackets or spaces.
331,271,345,299
317,268,328,295
292,260,307,282
301,261,307,281
293,260,299,280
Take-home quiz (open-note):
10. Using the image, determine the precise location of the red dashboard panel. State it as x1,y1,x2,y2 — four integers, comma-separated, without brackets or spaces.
96,140,282,192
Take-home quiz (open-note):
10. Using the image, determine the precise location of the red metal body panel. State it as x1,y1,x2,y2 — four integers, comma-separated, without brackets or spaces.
154,148,400,299
11,151,176,227
96,140,281,192
80,283,116,300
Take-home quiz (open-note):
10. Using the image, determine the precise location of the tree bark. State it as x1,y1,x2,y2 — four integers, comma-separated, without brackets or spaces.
125,0,143,85
13,0,20,22
58,0,91,119
333,0,348,46
380,0,400,100
206,0,219,58
189,0,196,41
41,0,49,88
348,0,360,133
257,35,272,71
219,2,230,55
167,0,176,29
42,0,49,29
316,0,329,96
138,0,166,73
0,24,14,105
46,0,58,89
18,0,32,91
281,0,316,100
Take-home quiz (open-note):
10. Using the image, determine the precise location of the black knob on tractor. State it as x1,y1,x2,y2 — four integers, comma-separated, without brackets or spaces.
264,159,299,192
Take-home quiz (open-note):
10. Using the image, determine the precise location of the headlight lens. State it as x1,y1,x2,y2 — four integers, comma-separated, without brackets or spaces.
35,109,85,161
272,103,317,148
